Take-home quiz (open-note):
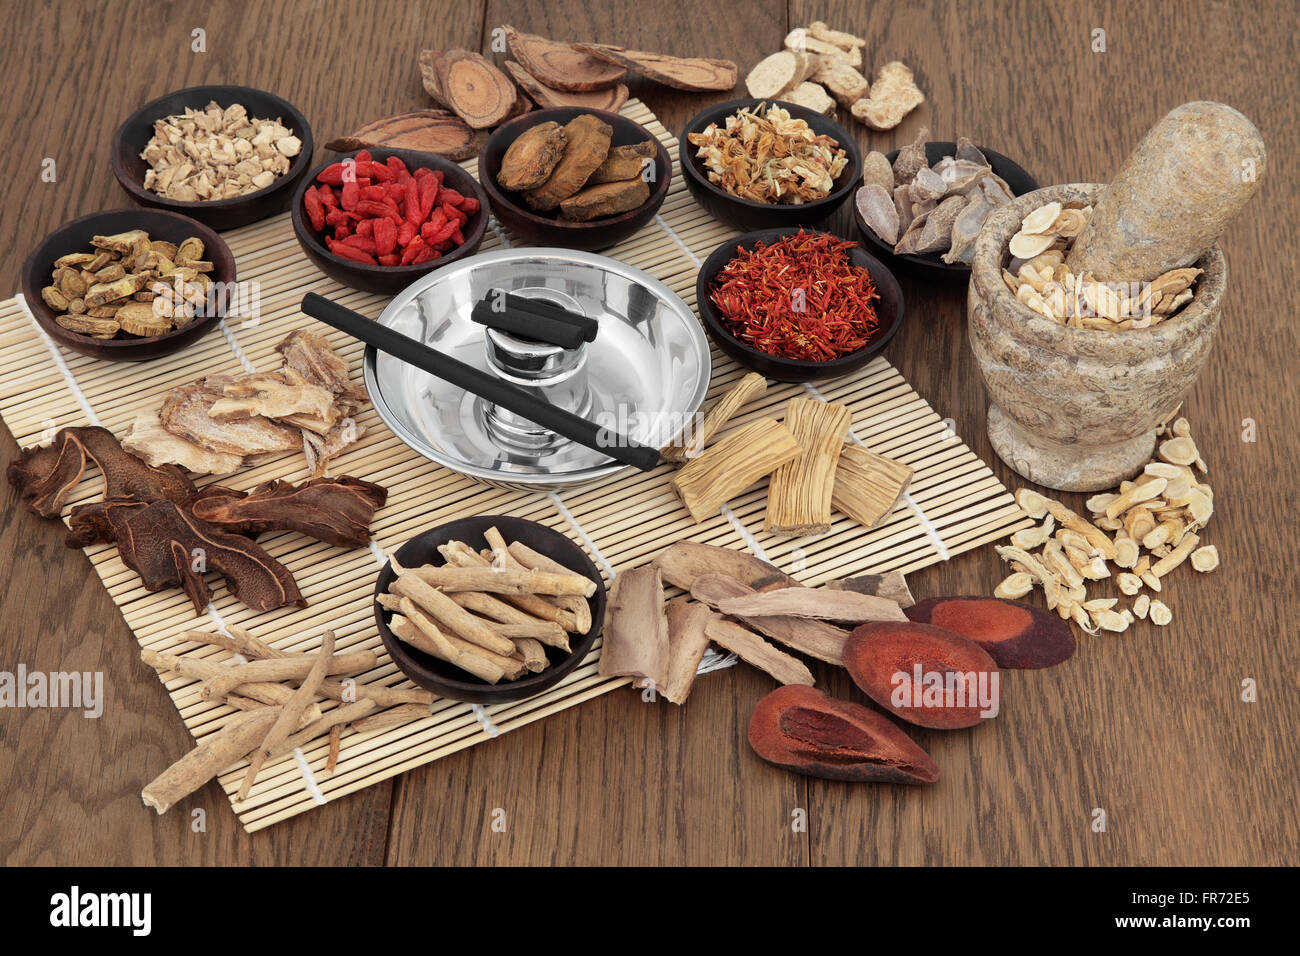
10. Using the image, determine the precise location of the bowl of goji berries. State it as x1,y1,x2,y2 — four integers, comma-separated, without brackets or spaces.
291,148,489,295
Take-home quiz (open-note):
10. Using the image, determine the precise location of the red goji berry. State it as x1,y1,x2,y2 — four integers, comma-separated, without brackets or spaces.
317,163,346,186
442,203,467,226
377,253,401,267
341,234,379,255
355,150,373,164
373,218,398,256
399,237,426,265
356,199,400,222
449,228,464,245
303,189,325,231
428,220,458,244
387,156,407,176
411,244,439,265
439,188,465,206
404,178,422,228
356,219,374,237
317,185,337,207
328,242,377,265
419,178,440,220
368,162,394,183
334,223,352,240
458,196,481,215
360,185,386,202
341,180,360,211
397,221,416,247
385,182,406,204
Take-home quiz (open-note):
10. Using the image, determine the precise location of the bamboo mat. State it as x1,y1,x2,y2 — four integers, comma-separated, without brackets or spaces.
0,99,1030,831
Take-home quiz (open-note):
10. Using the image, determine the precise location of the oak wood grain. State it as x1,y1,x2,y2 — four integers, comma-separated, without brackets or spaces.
0,0,1296,866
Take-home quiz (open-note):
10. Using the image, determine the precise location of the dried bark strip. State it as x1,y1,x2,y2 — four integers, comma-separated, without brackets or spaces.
766,398,854,536
661,371,767,463
717,587,906,623
704,618,815,686
504,26,627,91
691,573,849,665
324,110,486,160
671,418,803,522
662,598,715,704
572,42,738,91
596,565,668,689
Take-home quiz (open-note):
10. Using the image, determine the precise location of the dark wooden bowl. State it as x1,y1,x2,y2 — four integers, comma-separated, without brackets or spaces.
679,98,862,232
853,141,1039,282
111,84,314,231
373,515,606,705
477,108,672,252
695,228,905,383
291,147,488,296
21,208,236,362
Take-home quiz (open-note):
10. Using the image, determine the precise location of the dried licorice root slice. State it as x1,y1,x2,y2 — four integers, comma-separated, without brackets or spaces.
844,621,1000,729
748,685,939,784
905,596,1076,669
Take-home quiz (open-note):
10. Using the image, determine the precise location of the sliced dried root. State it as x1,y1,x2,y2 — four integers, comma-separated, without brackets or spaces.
1190,544,1220,572
1148,600,1172,626
994,572,1033,600
1133,594,1151,619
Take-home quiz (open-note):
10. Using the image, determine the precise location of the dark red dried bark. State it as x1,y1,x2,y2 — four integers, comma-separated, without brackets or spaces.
906,596,1076,669
7,426,194,517
109,499,305,614
748,685,939,784
845,621,1001,730
186,476,387,548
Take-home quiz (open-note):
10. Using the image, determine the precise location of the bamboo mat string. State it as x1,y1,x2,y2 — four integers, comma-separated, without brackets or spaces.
548,491,616,581
655,213,703,268
17,293,100,427
217,318,257,373
291,748,328,805
470,703,501,738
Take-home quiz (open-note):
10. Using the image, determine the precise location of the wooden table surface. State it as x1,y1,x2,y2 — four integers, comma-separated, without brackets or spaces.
1,0,1295,866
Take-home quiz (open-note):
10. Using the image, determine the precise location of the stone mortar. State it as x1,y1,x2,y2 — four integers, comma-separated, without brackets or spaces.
968,183,1226,492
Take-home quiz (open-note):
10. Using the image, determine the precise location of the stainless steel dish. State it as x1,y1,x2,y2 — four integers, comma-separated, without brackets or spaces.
363,248,712,490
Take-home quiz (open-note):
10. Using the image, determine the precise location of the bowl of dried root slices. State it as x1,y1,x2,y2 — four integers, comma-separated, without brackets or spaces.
112,84,314,231
21,208,235,361
374,515,607,704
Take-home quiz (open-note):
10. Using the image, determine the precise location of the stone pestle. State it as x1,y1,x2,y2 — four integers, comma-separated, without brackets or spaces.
1066,101,1265,283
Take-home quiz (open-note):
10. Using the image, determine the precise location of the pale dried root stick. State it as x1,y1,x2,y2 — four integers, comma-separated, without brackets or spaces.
238,629,336,802
405,564,596,598
142,649,322,722
438,545,580,633
315,677,433,707
325,726,342,774
513,638,548,673
273,699,378,758
389,557,517,656
505,538,594,634
397,603,527,678
661,371,766,462
197,649,379,702
142,708,280,815
352,702,431,735
445,590,573,649
178,626,287,660
395,601,509,683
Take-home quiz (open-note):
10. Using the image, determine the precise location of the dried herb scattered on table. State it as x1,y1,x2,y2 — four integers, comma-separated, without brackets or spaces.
709,231,881,361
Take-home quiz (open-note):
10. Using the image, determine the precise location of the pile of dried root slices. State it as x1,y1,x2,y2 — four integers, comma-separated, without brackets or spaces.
995,412,1218,634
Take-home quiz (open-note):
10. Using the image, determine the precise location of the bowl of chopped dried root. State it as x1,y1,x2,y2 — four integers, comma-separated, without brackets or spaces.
21,207,235,361
680,98,861,231
374,515,607,704
112,84,314,231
